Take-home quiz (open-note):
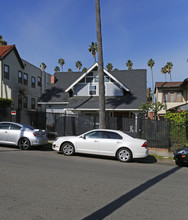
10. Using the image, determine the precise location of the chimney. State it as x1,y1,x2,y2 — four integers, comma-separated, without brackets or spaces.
51,75,56,84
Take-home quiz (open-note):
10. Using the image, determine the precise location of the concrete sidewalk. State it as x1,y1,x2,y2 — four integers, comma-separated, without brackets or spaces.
148,147,175,165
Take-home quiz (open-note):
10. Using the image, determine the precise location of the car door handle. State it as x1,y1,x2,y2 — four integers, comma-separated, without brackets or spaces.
5,131,8,133
116,141,121,144
94,140,99,142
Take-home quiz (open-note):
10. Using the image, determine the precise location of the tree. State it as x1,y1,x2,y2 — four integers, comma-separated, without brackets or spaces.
0,35,7,45
75,61,82,72
68,68,72,72
40,62,46,71
88,42,98,63
82,67,87,72
58,58,65,71
161,66,167,81
165,62,173,81
147,59,155,91
40,63,47,95
106,63,113,72
126,60,133,70
54,66,60,72
113,68,119,71
95,0,106,128
140,102,166,120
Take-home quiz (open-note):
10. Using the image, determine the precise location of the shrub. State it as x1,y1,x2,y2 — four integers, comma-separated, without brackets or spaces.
0,98,13,107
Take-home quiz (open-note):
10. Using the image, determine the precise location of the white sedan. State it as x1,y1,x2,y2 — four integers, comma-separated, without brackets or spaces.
52,129,148,162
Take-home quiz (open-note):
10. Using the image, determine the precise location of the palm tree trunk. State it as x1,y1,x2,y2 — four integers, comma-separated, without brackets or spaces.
95,0,106,128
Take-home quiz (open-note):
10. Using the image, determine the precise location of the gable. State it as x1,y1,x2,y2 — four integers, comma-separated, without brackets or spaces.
0,45,24,68
65,63,129,92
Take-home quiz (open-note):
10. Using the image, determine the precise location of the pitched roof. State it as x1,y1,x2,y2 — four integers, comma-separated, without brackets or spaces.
155,81,183,88
39,68,147,111
0,45,24,68
65,63,130,92
0,45,15,58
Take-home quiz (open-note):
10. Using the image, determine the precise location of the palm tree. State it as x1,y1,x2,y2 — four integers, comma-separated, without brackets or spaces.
40,63,46,95
161,66,167,82
88,42,98,63
54,66,60,72
126,60,133,70
58,58,65,71
82,67,88,73
95,0,106,128
68,68,72,72
106,63,113,72
147,59,155,91
165,62,173,81
40,62,46,71
0,35,7,45
75,61,82,72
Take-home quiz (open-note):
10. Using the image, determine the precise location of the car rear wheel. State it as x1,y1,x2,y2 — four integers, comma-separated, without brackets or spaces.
117,148,132,162
18,137,31,150
61,142,75,156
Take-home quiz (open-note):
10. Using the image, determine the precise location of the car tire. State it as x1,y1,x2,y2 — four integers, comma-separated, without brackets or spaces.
18,137,31,150
117,148,132,162
61,142,75,156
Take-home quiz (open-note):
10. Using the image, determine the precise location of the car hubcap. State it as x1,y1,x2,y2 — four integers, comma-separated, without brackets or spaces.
119,150,129,161
20,139,29,149
64,145,73,155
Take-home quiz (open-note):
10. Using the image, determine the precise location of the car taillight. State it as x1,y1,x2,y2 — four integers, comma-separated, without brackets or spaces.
33,132,40,137
142,142,147,148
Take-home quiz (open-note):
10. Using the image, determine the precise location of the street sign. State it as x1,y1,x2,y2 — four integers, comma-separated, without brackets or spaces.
11,110,16,116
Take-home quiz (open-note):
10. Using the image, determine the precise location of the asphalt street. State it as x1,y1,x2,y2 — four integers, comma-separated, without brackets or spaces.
0,145,187,220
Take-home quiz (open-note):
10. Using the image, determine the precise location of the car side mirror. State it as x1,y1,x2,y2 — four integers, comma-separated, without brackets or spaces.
80,135,86,139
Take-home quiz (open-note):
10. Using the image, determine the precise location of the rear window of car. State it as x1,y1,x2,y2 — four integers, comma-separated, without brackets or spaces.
102,131,123,139
22,124,34,130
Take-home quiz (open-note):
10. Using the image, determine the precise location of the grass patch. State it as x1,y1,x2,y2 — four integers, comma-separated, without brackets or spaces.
150,154,174,160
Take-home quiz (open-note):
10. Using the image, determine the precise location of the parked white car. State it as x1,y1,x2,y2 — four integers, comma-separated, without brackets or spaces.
0,122,48,150
52,129,148,162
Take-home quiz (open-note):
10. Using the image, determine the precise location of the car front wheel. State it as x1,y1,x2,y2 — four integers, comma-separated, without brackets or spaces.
18,137,31,150
117,148,132,162
61,142,75,156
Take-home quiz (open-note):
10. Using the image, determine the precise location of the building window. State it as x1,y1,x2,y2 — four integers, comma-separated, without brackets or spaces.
18,95,22,109
176,92,182,102
89,85,96,95
18,71,22,84
163,91,183,102
170,92,175,102
31,76,36,88
4,65,9,79
38,76,41,87
23,96,28,109
31,98,35,109
24,73,28,85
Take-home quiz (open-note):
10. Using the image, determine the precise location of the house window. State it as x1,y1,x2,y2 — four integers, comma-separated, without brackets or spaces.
24,73,28,85
170,92,175,102
176,92,182,102
23,96,28,109
4,65,9,79
31,98,35,109
89,85,96,95
163,91,183,102
38,76,41,87
31,76,36,88
18,71,22,84
163,92,168,102
18,95,22,109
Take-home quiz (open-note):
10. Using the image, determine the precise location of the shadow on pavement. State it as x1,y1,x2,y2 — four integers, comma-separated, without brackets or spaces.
82,166,182,220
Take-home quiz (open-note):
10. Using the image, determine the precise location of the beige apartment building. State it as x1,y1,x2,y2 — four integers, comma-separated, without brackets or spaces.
0,45,51,110
155,79,188,116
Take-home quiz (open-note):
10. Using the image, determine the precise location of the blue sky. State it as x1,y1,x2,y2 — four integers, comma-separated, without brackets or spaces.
1,0,188,89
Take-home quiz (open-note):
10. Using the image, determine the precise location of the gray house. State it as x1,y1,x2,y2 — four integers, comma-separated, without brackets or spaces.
39,63,147,119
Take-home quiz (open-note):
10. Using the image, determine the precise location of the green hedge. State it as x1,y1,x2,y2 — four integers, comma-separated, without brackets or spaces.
0,98,13,107
164,112,188,151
